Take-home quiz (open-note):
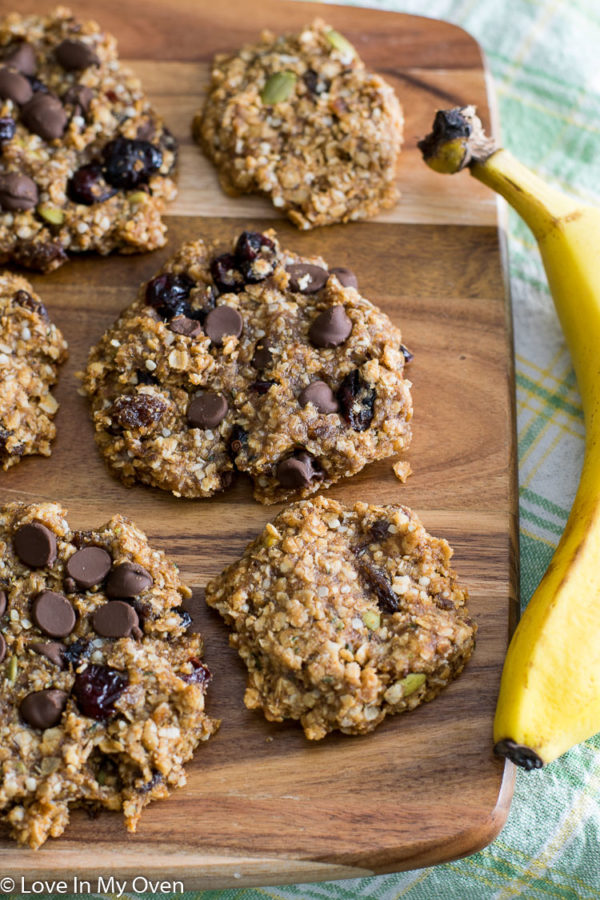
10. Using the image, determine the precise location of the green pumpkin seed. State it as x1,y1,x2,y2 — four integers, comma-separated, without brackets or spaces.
261,71,297,105
362,609,381,631
326,29,356,57
399,672,426,697
7,656,17,683
128,191,148,204
37,204,65,225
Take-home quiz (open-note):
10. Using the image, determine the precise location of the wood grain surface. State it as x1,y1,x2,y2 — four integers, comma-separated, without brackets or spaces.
0,0,518,890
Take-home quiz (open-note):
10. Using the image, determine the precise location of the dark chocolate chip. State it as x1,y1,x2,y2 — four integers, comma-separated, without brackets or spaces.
106,562,153,599
0,172,38,211
21,93,67,140
276,451,321,489
0,589,6,616
131,625,143,640
92,601,139,638
252,339,273,369
4,42,36,76
30,641,65,668
66,546,112,589
32,591,76,638
62,83,94,112
0,66,33,104
330,266,358,289
62,637,89,667
400,343,414,364
72,664,128,720
299,381,339,413
20,688,68,729
0,633,5,663
204,306,243,345
0,116,15,143
187,392,228,429
309,305,352,348
14,522,57,567
55,39,100,71
63,577,77,594
286,263,328,294
169,315,204,338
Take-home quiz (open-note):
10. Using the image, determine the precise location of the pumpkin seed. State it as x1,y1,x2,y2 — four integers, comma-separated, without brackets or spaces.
261,71,297,105
325,29,356,57
37,204,65,225
399,672,426,697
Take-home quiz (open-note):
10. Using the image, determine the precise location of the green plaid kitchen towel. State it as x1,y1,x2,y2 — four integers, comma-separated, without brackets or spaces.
8,0,599,898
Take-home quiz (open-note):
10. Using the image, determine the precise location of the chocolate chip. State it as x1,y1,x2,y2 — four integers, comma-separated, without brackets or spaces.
21,93,67,140
286,263,328,294
276,451,321,489
169,315,204,338
330,267,358,289
14,522,57,568
252,339,273,369
32,591,76,638
204,306,243,345
30,641,65,668
0,634,5,663
66,546,112,589
0,66,33,104
4,42,36,76
400,343,414,364
93,601,140,639
106,562,153,599
0,172,38,211
21,689,68,729
62,83,94,112
0,590,6,616
55,39,100,71
188,392,228,429
131,625,143,640
299,381,339,413
309,305,352,348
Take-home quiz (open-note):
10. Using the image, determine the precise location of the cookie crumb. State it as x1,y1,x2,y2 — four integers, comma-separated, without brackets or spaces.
393,460,412,483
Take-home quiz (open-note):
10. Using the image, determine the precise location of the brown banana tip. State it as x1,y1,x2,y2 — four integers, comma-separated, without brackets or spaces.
417,105,496,174
494,738,544,771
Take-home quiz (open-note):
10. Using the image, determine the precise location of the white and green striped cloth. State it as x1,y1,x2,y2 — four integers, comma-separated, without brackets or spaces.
15,0,599,897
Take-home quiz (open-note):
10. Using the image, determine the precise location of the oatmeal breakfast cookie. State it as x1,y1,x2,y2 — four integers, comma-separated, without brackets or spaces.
206,497,476,740
195,19,403,229
0,272,67,469
0,7,177,273
0,501,218,849
81,229,412,503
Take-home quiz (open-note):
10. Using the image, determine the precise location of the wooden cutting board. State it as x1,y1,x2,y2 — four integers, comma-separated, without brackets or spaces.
1,0,518,890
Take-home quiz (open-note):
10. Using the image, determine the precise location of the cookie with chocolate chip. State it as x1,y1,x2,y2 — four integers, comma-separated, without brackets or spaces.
0,8,177,272
0,501,218,849
206,496,476,740
195,19,403,229
81,229,412,502
0,272,67,469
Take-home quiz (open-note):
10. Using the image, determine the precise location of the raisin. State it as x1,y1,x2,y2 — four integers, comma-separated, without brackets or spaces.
302,69,330,96
138,771,163,793
70,530,95,549
136,368,160,386
228,424,248,460
12,240,67,273
0,117,15,143
68,164,116,205
234,231,277,283
400,344,414,364
111,393,166,430
102,137,163,189
0,427,23,459
177,608,192,630
73,664,128,720
63,638,90,667
145,272,194,320
249,379,276,395
370,519,390,542
357,558,400,614
337,369,376,431
26,76,49,94
12,289,48,320
210,253,244,294
180,657,212,687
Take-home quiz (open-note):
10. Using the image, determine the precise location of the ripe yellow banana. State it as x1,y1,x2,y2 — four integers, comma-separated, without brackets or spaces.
419,106,600,769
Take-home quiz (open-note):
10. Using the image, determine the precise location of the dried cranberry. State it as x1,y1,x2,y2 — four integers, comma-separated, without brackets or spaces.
111,393,166,430
357,558,400,614
12,289,48,319
236,233,277,283
250,379,276,395
0,117,15,143
180,657,212,687
102,137,163,189
210,253,244,294
68,163,116,205
73,664,128,720
145,272,194,320
228,424,248,461
337,369,376,432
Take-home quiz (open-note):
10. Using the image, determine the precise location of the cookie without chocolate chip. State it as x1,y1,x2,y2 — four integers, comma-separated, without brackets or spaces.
81,229,412,503
206,497,476,740
0,8,177,272
0,501,218,849
195,19,403,229
0,272,67,469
